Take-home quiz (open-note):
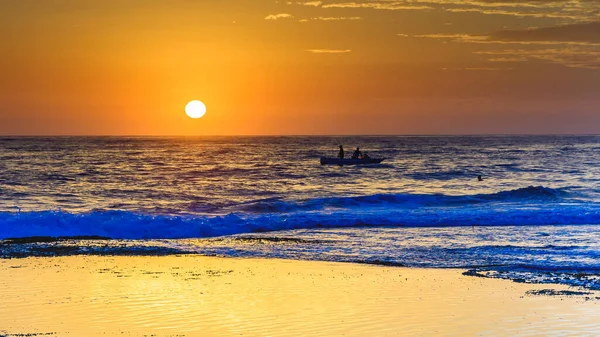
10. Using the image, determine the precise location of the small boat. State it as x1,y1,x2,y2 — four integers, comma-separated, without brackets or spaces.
320,157,385,166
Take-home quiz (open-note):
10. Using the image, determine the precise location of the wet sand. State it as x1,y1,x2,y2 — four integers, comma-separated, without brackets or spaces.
0,255,599,336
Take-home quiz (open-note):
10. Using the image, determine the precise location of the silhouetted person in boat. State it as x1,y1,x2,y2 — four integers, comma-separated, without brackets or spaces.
477,175,483,181
352,147,362,159
338,145,344,159
362,152,370,160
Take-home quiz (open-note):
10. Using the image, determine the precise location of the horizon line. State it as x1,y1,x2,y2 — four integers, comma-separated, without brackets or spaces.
1,133,600,137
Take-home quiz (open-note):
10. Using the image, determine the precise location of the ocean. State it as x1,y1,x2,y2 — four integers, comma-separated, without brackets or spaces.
1,136,599,289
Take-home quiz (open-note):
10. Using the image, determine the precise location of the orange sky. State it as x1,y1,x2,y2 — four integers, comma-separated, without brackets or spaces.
1,0,600,135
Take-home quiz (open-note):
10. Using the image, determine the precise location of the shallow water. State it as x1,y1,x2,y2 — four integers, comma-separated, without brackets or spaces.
178,225,600,289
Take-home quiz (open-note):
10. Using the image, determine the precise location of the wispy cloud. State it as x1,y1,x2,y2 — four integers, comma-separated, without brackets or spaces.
312,16,362,20
299,1,323,6
284,1,600,69
490,22,600,43
288,0,600,21
414,34,490,43
265,13,294,20
426,0,600,20
416,22,600,69
476,48,600,69
415,29,600,46
463,67,513,71
321,2,432,11
440,66,514,71
306,49,352,53
487,57,529,62
444,7,584,20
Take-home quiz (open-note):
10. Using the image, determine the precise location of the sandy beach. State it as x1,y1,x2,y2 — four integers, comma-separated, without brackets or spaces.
0,255,598,337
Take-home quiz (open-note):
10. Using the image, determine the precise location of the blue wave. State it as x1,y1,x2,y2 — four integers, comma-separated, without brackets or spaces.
235,186,570,213
1,186,598,240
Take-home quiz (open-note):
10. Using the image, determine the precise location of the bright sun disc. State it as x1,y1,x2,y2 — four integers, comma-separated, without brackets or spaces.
185,100,207,119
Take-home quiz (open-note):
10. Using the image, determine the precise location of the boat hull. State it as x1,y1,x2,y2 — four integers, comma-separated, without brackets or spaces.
320,157,385,166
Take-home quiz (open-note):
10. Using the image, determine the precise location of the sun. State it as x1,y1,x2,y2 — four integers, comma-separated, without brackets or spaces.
185,100,206,119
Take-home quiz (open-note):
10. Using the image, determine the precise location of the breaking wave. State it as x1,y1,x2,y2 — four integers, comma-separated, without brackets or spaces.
1,186,597,240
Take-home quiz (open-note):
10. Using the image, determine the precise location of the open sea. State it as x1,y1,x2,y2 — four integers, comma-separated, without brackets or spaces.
1,136,600,289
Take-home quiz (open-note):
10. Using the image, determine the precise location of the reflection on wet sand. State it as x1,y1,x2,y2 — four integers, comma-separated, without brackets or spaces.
1,256,599,336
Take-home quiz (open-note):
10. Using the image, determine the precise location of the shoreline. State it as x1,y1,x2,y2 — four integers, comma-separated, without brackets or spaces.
2,231,599,292
1,255,599,336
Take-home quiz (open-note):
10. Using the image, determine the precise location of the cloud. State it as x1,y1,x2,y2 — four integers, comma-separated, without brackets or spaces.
265,13,294,20
306,49,352,53
440,66,514,71
297,16,361,22
289,0,600,21
490,22,600,43
476,48,600,69
441,0,564,9
443,7,582,20
300,1,323,6
464,67,514,71
431,0,599,20
414,25,600,46
321,2,433,11
414,33,490,43
487,57,529,62
415,21,600,69
311,16,362,20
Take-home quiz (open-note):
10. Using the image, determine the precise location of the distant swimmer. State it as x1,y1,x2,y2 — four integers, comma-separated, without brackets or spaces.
478,175,483,181
351,147,362,159
338,145,344,159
